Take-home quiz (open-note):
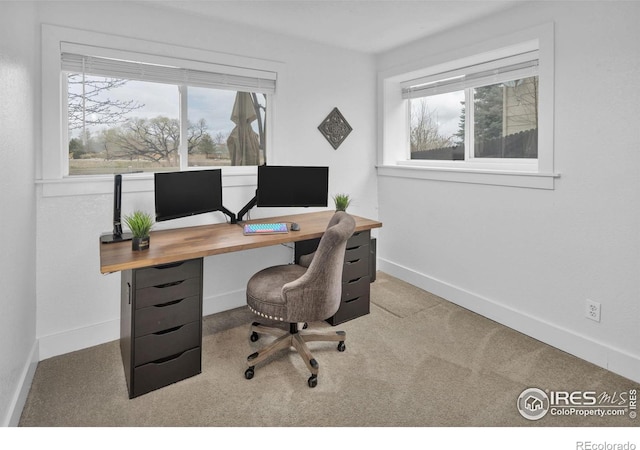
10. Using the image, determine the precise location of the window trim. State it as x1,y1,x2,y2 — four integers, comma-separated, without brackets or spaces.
41,24,283,191
378,23,558,189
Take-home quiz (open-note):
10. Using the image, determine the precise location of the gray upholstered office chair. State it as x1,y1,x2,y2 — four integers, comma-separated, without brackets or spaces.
244,211,356,388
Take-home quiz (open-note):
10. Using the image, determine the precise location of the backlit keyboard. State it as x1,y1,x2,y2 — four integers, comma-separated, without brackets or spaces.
243,222,289,235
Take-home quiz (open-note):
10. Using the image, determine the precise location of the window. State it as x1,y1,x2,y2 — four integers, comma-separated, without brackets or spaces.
40,25,284,198
378,24,558,189
409,90,466,160
402,52,539,167
62,52,272,176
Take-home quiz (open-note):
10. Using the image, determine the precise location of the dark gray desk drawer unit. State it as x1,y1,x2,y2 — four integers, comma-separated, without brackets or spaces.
120,258,203,398
295,230,372,325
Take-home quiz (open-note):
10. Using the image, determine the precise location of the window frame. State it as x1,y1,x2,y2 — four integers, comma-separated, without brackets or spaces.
377,23,558,189
40,24,283,196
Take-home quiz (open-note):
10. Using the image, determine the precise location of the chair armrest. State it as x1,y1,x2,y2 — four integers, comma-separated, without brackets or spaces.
298,251,315,268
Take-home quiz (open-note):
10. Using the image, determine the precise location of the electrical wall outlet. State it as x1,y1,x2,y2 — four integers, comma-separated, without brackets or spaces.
585,299,601,322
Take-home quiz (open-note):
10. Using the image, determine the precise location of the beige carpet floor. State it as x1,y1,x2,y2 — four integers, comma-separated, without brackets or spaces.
19,272,638,427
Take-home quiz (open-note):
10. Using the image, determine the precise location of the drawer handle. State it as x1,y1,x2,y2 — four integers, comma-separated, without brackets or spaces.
154,280,185,289
154,298,185,308
345,259,360,265
153,325,184,335
345,296,361,304
149,349,188,365
154,262,184,270
347,277,363,284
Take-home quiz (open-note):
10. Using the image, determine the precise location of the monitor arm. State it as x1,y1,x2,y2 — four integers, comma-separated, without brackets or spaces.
219,206,237,224
237,190,258,222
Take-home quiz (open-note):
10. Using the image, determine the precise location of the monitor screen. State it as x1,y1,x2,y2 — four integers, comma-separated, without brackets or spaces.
154,170,224,222
256,165,329,207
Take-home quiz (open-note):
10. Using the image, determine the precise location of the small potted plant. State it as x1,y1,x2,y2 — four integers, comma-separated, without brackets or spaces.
123,210,154,251
333,193,352,212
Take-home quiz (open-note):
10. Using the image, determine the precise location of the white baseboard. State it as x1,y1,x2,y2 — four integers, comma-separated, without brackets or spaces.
203,289,245,316
36,289,247,361
3,341,38,427
33,260,640,384
38,319,120,361
378,258,640,384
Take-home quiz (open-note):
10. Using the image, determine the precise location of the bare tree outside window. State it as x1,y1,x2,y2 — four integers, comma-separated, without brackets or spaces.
410,99,456,152
67,74,144,141
410,92,465,161
104,117,208,167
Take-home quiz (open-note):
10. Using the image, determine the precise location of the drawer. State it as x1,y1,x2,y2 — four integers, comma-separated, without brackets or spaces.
328,292,370,325
344,244,368,264
342,275,370,302
132,347,201,398
347,230,370,248
134,295,201,337
343,257,369,282
136,277,201,309
135,259,202,289
134,320,200,366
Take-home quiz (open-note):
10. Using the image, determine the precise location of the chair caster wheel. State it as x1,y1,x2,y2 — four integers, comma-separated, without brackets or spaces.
337,341,346,352
308,374,318,388
250,331,259,342
245,367,255,380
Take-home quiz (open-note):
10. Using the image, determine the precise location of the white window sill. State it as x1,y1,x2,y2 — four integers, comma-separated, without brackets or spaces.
37,167,258,198
377,164,560,190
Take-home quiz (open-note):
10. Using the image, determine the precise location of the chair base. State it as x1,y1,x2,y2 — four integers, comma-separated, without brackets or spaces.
245,322,346,388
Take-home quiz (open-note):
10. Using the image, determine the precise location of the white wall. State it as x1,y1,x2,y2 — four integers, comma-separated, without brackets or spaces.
376,1,640,382
0,2,39,426
34,1,378,359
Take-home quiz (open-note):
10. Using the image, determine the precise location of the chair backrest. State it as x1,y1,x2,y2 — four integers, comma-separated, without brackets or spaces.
281,211,356,322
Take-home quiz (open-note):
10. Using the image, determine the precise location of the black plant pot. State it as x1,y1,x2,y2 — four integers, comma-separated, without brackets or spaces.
132,236,150,251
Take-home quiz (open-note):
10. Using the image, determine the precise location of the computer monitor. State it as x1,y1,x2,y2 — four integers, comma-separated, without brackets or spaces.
154,169,235,223
256,165,329,207
236,165,329,221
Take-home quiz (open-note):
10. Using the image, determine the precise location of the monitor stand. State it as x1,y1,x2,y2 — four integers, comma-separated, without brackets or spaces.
100,230,133,244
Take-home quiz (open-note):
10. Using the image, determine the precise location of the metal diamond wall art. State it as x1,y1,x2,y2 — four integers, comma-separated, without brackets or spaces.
318,107,352,150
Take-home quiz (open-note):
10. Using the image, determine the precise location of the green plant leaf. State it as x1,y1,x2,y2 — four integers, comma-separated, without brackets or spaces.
333,193,351,211
123,210,154,238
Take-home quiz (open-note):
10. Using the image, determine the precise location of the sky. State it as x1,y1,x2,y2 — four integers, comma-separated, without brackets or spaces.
411,90,465,140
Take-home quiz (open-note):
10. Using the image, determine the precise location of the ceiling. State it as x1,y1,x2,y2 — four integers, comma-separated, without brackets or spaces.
147,0,524,54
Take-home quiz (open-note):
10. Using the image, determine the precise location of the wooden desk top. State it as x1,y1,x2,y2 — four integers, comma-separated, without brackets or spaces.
99,210,382,274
